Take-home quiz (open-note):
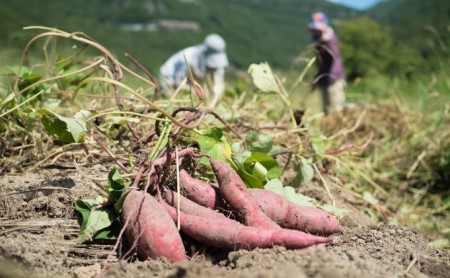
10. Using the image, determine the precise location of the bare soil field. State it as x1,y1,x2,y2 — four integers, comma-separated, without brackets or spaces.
1,164,449,278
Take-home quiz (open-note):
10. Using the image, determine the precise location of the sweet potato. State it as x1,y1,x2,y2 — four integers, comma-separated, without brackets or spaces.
163,189,233,223
249,189,342,235
209,158,280,230
163,203,332,250
179,169,225,209
122,189,187,262
186,161,340,235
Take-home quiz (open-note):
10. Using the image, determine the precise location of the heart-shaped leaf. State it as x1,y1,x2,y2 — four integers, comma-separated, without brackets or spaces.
37,108,87,143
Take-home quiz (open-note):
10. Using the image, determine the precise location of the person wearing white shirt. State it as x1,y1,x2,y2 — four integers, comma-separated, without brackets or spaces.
159,34,229,107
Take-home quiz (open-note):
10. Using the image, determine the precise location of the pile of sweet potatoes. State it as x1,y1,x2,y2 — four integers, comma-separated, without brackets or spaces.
121,153,342,263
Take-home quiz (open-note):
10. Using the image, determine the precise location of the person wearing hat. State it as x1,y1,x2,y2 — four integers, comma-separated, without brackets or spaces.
159,34,229,107
308,12,346,114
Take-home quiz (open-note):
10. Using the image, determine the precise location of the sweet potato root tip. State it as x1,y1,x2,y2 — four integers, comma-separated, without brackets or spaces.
209,159,280,229
249,189,342,235
163,204,331,250
122,190,188,262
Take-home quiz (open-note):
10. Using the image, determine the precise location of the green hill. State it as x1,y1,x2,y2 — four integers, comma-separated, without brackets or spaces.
367,0,449,71
0,0,356,72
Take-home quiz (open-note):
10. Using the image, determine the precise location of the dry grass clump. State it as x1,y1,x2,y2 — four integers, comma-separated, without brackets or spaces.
320,101,449,246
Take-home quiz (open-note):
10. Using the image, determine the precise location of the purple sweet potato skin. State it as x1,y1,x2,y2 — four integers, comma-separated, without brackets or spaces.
249,189,342,235
177,163,341,235
209,159,280,230
122,189,187,262
163,203,331,250
164,189,233,223
179,169,225,209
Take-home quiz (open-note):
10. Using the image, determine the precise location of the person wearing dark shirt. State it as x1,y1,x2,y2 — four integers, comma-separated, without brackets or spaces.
308,12,346,114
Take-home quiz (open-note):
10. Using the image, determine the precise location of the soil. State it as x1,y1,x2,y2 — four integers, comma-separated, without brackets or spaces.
1,165,449,278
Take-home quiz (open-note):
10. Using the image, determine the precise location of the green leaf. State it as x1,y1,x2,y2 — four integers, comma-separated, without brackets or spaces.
311,137,326,155
75,199,94,232
248,62,280,94
0,93,15,108
231,151,262,188
93,221,121,240
319,204,348,221
234,164,264,189
21,72,42,84
281,185,319,207
75,196,114,242
106,168,129,206
82,209,114,242
252,161,268,181
263,178,285,196
106,168,126,191
195,127,231,162
74,110,93,131
300,163,315,182
243,152,281,180
245,131,273,153
114,189,130,214
291,162,314,187
229,150,280,188
266,101,286,122
429,238,449,249
265,180,317,206
231,141,243,155
264,181,347,220
202,127,223,140
17,71,46,98
37,109,87,143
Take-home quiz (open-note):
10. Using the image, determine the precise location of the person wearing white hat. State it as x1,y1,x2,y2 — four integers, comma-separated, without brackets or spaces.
159,34,229,107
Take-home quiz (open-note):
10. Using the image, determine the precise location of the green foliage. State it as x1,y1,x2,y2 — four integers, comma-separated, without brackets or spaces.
37,109,88,143
17,72,44,98
194,127,281,189
339,16,393,79
248,62,281,94
244,131,273,153
194,127,232,163
231,148,281,189
369,0,450,74
290,160,315,186
338,14,434,79
106,168,130,212
243,152,281,181
0,0,354,72
75,168,129,242
75,196,116,243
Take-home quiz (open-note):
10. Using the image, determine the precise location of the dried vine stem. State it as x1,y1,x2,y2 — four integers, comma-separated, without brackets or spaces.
20,26,206,132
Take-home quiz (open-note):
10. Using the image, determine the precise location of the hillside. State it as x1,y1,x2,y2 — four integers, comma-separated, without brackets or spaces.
0,0,356,72
367,0,449,71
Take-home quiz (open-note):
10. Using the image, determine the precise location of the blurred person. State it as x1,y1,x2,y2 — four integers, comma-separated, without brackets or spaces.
308,12,346,114
159,34,229,108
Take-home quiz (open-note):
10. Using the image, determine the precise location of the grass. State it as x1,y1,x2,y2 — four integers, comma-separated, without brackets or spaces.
346,72,450,113
315,72,450,247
